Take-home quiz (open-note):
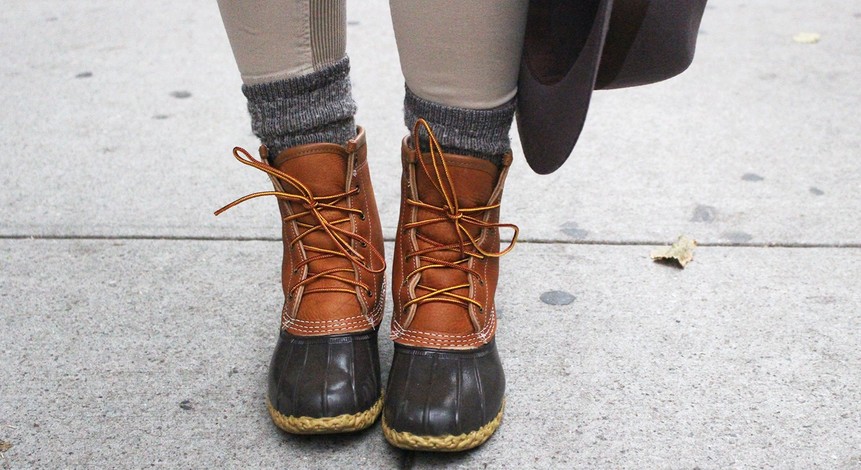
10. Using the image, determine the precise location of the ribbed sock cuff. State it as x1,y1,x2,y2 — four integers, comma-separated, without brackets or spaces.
242,56,356,153
403,86,515,164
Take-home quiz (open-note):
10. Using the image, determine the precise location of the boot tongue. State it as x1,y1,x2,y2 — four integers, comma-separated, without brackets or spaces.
271,149,349,196
413,152,500,247
410,152,500,324
272,149,351,235
271,147,359,314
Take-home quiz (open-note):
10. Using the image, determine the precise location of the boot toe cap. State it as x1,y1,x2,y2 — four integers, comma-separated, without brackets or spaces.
267,329,382,420
383,339,505,438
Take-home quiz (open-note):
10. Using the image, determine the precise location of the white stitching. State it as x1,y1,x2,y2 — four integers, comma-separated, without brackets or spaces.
390,313,495,346
286,322,372,333
355,159,376,327
391,312,494,339
391,321,495,346
284,315,370,330
288,315,366,324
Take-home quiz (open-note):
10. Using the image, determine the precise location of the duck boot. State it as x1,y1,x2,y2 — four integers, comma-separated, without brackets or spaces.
382,119,518,451
216,127,387,434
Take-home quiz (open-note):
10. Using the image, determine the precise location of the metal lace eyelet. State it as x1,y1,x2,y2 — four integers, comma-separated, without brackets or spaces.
366,289,374,297
360,241,367,248
359,212,365,220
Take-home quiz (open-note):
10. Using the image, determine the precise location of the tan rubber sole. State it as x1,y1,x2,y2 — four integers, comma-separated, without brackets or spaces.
381,399,505,452
266,393,384,435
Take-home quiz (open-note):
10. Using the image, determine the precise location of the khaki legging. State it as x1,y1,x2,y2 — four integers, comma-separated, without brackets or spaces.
217,0,528,109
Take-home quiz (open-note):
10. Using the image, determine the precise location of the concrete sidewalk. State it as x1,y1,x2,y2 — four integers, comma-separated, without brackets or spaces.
1,1,859,468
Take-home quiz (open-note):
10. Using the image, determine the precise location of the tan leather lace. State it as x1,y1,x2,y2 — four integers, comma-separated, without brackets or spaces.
215,147,385,298
403,118,518,312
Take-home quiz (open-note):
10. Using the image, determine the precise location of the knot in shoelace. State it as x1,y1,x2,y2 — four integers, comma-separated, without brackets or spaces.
403,119,518,312
215,147,385,298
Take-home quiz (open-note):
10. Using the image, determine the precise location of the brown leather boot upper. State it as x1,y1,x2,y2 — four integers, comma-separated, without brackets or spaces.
391,120,517,350
217,127,386,337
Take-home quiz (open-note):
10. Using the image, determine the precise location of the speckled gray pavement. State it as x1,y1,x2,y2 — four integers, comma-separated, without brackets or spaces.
1,1,859,468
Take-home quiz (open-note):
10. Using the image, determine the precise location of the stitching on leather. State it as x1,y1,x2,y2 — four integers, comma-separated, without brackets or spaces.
405,171,421,326
394,332,485,346
286,321,371,334
290,317,365,328
353,157,382,329
394,164,422,333
287,323,369,333
284,316,370,331
287,319,368,329
368,281,385,326
289,315,366,324
392,312,494,339
391,314,495,346
480,242,490,329
276,177,307,319
391,323,494,346
393,175,407,328
477,306,495,343
348,155,370,324
474,195,496,336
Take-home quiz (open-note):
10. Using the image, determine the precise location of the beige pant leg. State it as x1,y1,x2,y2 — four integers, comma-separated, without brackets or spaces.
217,0,347,85
389,0,529,109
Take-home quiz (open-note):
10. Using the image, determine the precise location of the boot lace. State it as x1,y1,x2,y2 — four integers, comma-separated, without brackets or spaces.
402,119,518,312
215,147,385,299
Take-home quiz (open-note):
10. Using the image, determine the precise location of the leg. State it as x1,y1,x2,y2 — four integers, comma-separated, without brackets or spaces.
384,0,528,451
217,0,355,153
390,0,528,161
216,0,386,434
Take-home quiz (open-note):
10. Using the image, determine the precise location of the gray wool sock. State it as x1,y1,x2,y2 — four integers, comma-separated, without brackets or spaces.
242,56,356,156
403,86,515,166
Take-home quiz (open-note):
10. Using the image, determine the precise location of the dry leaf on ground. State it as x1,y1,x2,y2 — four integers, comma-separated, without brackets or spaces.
793,32,820,44
651,235,697,268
